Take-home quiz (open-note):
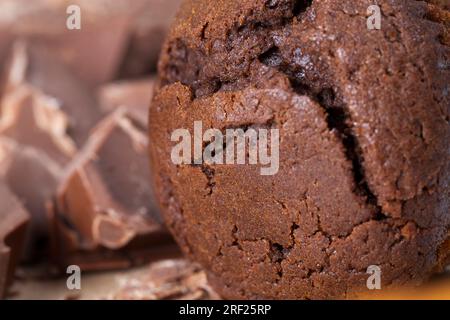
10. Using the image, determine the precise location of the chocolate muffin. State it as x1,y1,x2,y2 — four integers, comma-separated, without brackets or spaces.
149,0,450,299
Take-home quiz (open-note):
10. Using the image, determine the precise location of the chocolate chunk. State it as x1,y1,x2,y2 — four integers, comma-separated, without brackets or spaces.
0,0,182,84
113,259,219,300
117,0,182,78
1,41,102,149
0,41,102,258
0,84,75,166
0,138,63,260
0,181,29,299
0,0,131,87
97,78,155,128
52,108,172,270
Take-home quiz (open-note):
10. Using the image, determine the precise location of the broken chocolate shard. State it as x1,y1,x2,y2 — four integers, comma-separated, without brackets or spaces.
0,137,64,260
1,41,102,148
113,259,220,300
0,41,102,259
107,0,181,78
0,0,131,87
97,78,155,128
0,85,75,166
0,0,182,83
0,0,181,85
0,181,30,299
53,108,172,270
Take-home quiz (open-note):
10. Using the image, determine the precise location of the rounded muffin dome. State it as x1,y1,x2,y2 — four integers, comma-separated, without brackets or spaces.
149,0,450,299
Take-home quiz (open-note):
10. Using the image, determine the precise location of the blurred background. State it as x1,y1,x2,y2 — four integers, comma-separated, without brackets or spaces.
0,0,222,300
0,0,448,300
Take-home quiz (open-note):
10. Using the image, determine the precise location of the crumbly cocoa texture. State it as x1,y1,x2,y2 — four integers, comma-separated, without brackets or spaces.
150,0,450,299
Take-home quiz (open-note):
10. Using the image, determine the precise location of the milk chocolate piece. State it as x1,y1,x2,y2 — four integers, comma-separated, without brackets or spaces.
0,41,102,258
0,181,29,299
113,259,219,300
0,138,63,259
53,108,172,270
118,0,182,78
0,0,181,85
97,78,155,128
0,85,75,166
1,41,102,148
0,0,131,87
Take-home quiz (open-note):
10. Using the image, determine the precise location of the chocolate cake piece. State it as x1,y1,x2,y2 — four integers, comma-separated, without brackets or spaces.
150,0,450,299
0,181,29,299
53,108,173,270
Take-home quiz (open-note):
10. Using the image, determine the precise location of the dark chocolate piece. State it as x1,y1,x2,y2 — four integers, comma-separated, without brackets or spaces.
52,108,173,270
0,181,29,299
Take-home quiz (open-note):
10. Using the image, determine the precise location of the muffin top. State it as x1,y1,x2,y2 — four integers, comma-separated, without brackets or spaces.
151,0,450,298
158,0,449,218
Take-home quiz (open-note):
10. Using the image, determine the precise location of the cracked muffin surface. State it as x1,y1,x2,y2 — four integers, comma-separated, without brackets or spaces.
149,0,450,299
